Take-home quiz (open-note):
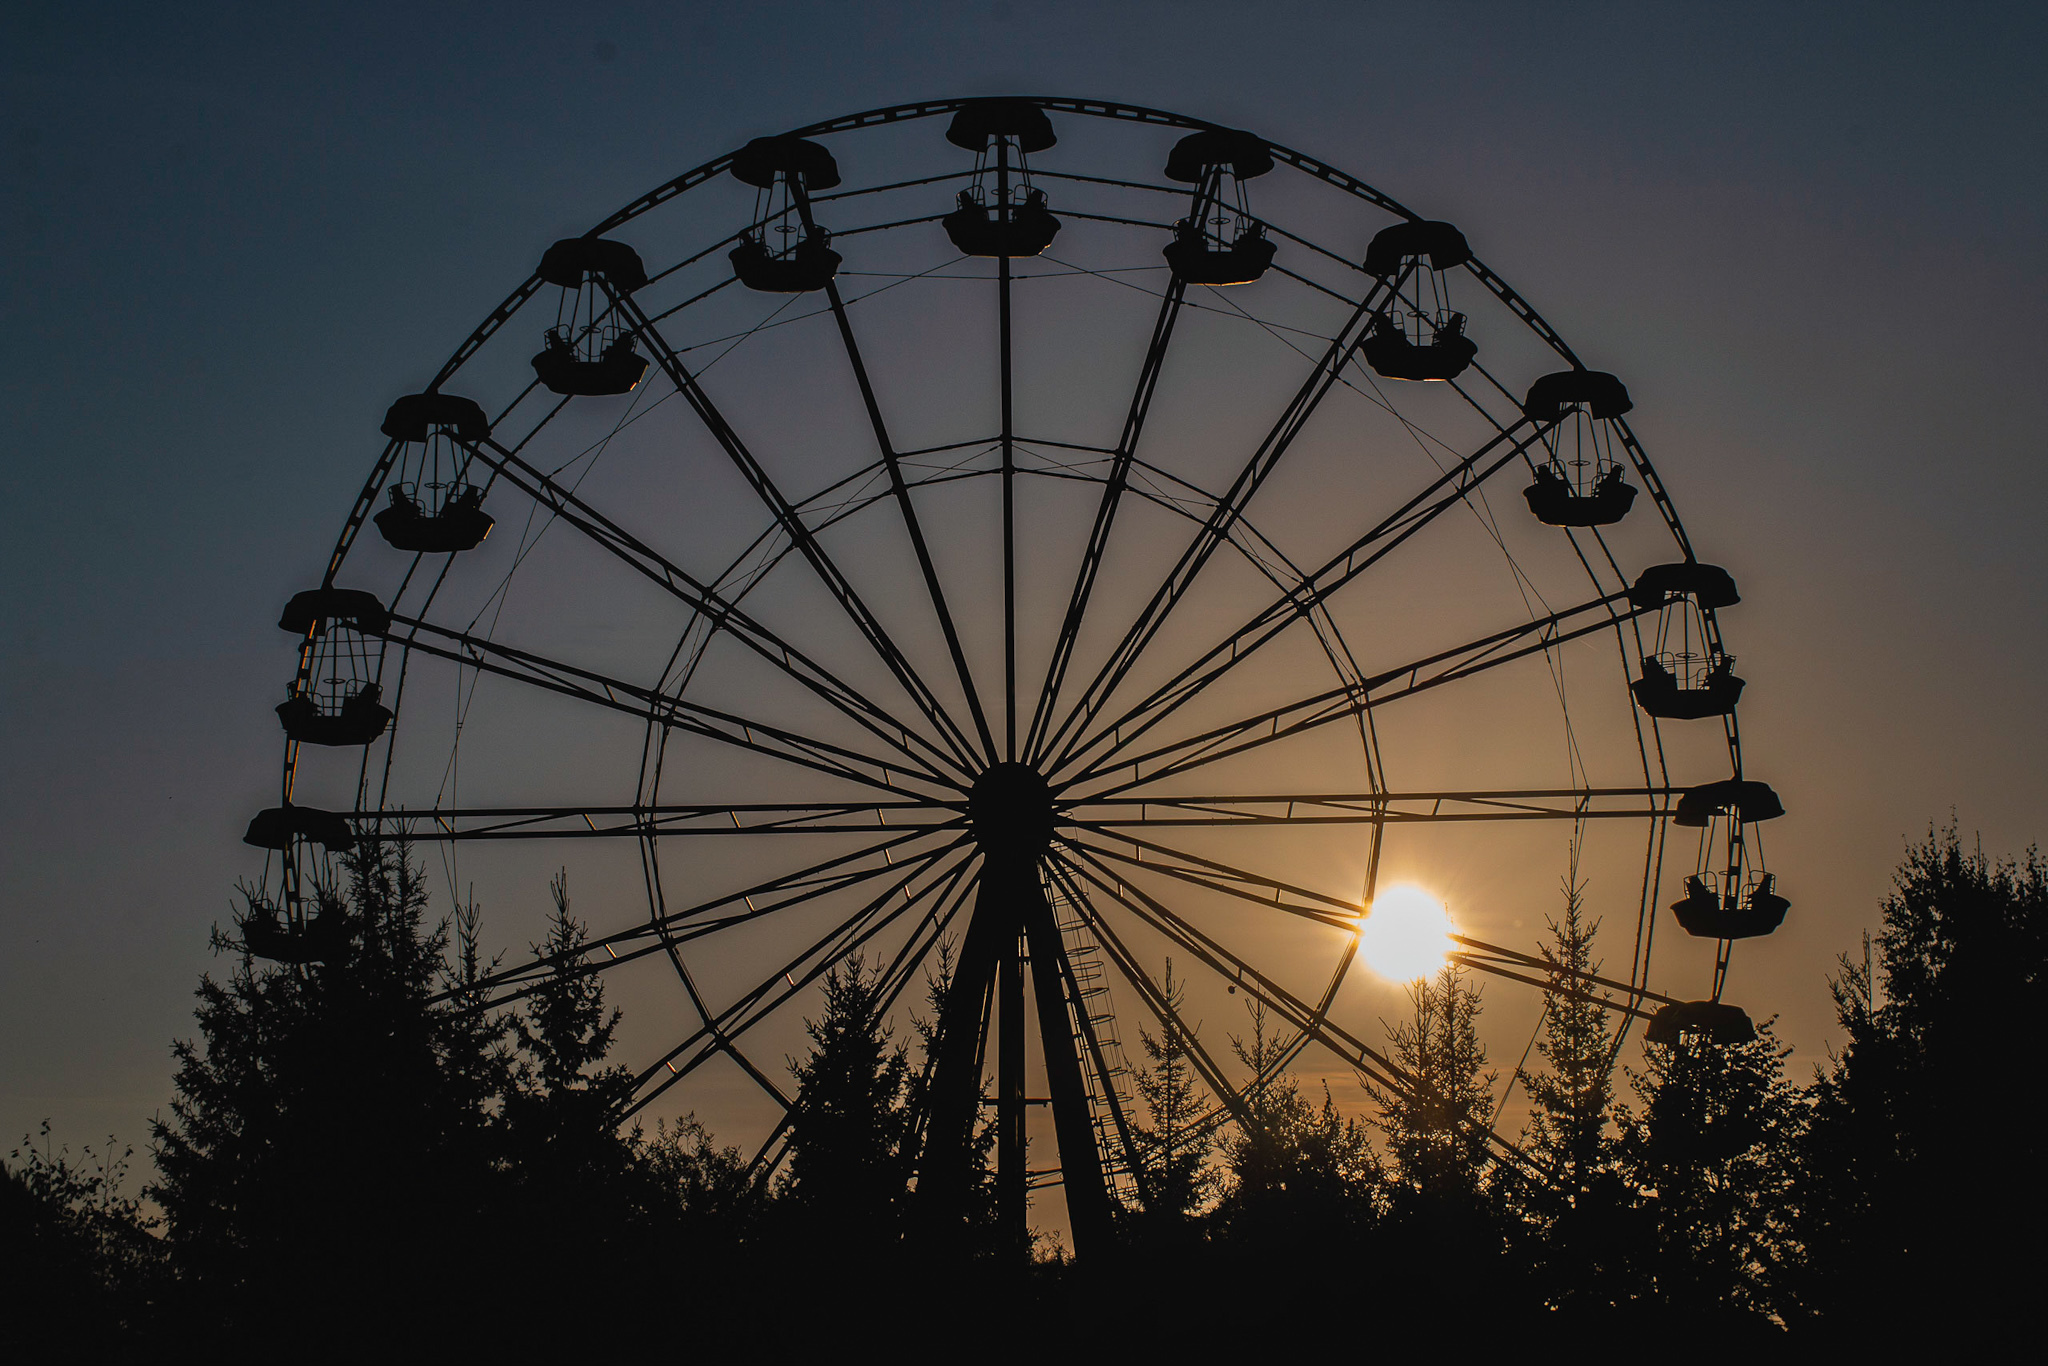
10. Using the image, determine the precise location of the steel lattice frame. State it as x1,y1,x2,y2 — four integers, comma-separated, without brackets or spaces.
263,97,1766,1254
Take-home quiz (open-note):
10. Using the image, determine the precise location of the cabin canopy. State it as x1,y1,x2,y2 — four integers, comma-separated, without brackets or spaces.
537,237,648,293
1628,562,1740,612
946,98,1056,153
380,393,490,444
1675,778,1784,827
244,804,356,852
1164,129,1273,183
1363,219,1472,276
730,135,841,191
1522,370,1633,422
278,588,389,636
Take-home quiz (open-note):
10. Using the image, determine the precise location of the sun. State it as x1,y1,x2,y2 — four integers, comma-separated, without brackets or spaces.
1356,884,1457,982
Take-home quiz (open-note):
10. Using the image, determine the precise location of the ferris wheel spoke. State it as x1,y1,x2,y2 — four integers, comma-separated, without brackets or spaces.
470,439,965,784
612,296,987,773
1039,269,1408,773
1070,587,1648,795
1058,828,1357,930
385,614,944,798
1025,275,1190,764
344,800,956,842
461,828,960,1007
1054,848,1409,1095
624,841,977,1116
788,182,1000,763
1057,415,1553,782
1447,936,1670,1023
1042,855,1253,1130
1068,787,1678,828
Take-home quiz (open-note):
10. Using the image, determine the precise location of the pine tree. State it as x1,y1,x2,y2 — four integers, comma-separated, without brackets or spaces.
1793,827,2048,1341
906,940,999,1254
1511,878,1631,1309
1130,959,1214,1227
1615,1018,1802,1330
1368,964,1497,1209
149,841,495,1339
1210,1001,1379,1249
779,954,914,1254
498,872,645,1316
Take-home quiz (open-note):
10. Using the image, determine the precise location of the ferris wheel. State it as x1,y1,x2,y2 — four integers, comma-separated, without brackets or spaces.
241,97,1787,1249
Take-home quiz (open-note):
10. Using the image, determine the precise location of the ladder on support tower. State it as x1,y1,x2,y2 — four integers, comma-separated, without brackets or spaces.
1043,870,1143,1207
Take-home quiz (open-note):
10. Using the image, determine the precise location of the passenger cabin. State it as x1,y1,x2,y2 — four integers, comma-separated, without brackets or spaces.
1160,129,1276,285
1361,220,1477,381
1520,370,1639,526
374,393,495,553
530,237,650,397
1670,777,1789,940
275,587,393,747
1626,561,1744,720
942,98,1062,258
729,136,844,292
1672,872,1790,939
241,901,350,964
1644,999,1757,1045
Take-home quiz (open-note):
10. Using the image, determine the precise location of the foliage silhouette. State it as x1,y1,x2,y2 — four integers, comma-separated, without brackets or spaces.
1615,1019,1803,1330
1792,826,2047,1344
1129,959,1216,1235
149,840,495,1343
74,819,2047,1350
2,1125,166,1356
778,954,917,1256
1507,877,1634,1315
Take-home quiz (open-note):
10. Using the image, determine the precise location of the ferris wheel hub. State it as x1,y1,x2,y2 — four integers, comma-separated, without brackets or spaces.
966,761,1056,865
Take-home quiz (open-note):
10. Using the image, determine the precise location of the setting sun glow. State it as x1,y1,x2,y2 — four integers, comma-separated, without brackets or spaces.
1356,885,1457,982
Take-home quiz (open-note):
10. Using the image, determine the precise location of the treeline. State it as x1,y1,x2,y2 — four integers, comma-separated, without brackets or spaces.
4,829,2043,1355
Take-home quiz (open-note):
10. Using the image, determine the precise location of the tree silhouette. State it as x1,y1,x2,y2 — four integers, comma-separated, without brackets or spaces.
149,840,496,1340
1210,1000,1379,1251
1793,826,2048,1342
1509,878,1632,1313
905,941,1000,1255
497,872,650,1324
3,1125,166,1354
1368,964,1497,1209
779,954,915,1255
1616,1021,1801,1330
1129,959,1215,1233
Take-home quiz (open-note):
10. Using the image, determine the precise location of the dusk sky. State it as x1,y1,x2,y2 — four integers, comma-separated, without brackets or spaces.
5,0,2044,1180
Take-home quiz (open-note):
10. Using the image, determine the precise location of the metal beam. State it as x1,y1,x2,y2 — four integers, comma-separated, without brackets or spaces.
468,437,965,784
791,182,999,765
1040,272,1403,772
613,295,985,772
1055,415,1551,782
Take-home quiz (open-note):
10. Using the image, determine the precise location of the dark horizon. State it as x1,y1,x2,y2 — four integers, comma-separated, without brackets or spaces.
4,2,2045,1226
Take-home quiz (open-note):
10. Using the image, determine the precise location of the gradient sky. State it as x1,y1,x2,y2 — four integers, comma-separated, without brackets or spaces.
5,1,2045,1168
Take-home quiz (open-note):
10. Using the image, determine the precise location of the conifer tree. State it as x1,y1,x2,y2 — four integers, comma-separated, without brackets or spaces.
1130,959,1214,1226
1211,1001,1379,1249
1794,827,2048,1339
1367,964,1496,1209
906,941,999,1253
1518,880,1616,1191
498,872,646,1314
1510,878,1632,1309
780,954,914,1253
150,841,491,1337
1615,1019,1802,1329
